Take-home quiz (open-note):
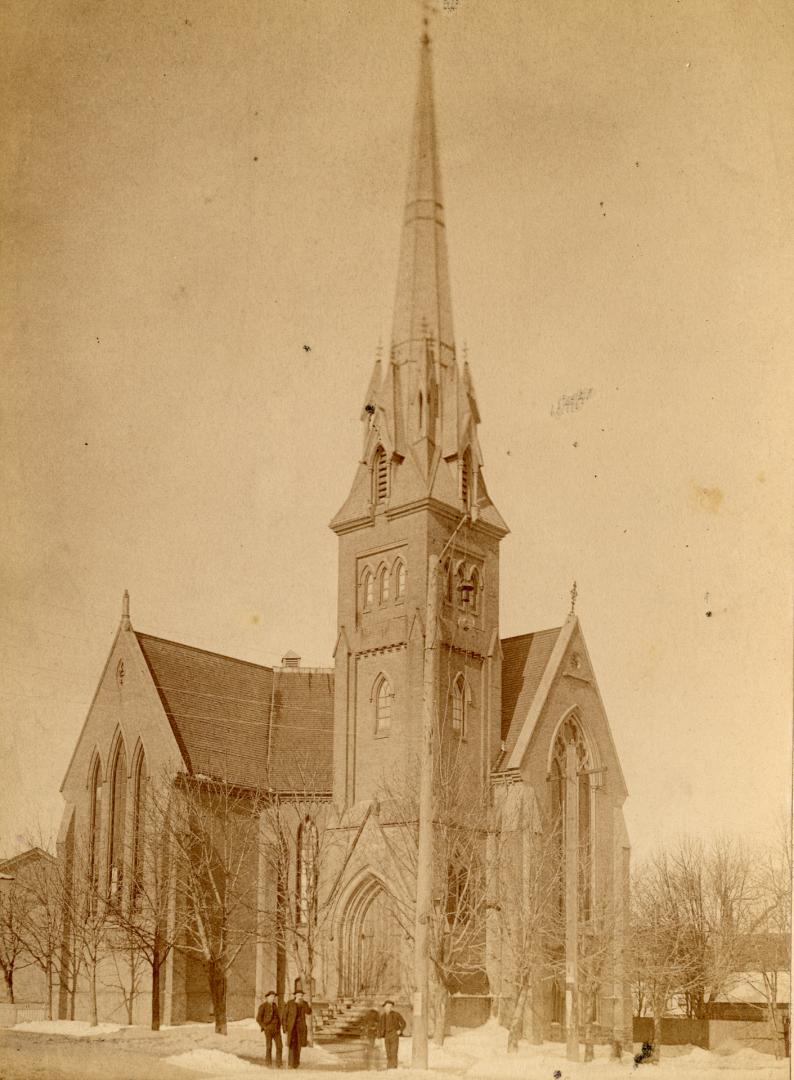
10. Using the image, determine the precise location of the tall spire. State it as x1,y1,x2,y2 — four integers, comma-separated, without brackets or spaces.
391,27,454,367
331,23,507,538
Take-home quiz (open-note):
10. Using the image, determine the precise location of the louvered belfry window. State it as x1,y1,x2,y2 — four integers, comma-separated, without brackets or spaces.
374,447,389,505
460,448,472,508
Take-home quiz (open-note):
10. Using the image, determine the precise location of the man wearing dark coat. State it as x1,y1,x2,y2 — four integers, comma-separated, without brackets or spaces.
378,1000,406,1070
282,990,312,1069
256,990,283,1068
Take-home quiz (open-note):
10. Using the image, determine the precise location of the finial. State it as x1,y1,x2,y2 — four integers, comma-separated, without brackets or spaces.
463,340,469,364
376,338,383,363
121,589,131,629
569,580,578,616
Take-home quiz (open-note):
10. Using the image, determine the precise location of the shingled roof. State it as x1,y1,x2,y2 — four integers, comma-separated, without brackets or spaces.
136,633,333,793
497,627,563,767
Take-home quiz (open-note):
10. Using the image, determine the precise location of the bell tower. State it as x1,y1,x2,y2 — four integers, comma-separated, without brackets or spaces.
330,27,508,810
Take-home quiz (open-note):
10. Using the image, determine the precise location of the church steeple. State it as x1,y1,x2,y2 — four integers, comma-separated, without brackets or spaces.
391,27,453,373
332,26,506,536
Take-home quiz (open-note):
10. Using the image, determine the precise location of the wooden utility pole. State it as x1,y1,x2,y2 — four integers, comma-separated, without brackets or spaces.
565,738,580,1062
412,551,439,1069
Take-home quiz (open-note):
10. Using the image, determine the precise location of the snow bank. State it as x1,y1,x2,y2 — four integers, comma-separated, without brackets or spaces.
14,1019,123,1037
165,1048,265,1074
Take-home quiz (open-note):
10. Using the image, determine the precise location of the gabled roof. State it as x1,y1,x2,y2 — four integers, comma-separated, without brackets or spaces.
496,616,628,797
135,634,333,793
498,627,563,765
0,847,57,873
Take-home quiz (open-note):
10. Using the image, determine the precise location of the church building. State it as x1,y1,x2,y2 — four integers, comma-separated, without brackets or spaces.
56,27,630,1044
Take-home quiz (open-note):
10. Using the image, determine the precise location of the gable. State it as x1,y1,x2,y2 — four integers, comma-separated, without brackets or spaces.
499,617,628,800
60,623,184,799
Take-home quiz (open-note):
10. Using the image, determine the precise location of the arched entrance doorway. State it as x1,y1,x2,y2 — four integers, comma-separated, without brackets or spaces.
340,876,403,1000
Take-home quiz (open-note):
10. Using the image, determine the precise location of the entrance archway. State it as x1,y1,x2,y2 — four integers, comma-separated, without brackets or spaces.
341,875,403,1000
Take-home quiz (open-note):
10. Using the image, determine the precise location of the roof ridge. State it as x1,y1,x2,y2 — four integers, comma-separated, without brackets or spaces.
501,626,563,643
135,631,275,672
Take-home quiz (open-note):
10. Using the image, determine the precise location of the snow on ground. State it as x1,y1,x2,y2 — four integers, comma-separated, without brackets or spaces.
164,1048,267,1074
8,1016,788,1079
13,1019,123,1037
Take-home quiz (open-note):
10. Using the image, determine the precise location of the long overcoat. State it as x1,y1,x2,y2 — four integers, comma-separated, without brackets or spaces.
283,999,312,1047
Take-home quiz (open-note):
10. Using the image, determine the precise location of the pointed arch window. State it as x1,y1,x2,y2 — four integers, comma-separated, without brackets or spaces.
108,742,128,904
361,568,374,612
296,817,318,926
378,564,390,605
551,714,593,921
88,757,102,912
468,566,481,615
451,674,470,737
394,559,406,602
131,750,147,910
374,676,393,734
373,446,389,506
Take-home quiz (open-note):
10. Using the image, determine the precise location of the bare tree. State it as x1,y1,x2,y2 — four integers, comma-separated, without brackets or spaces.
105,771,186,1030
630,857,700,1065
158,771,261,1035
376,735,491,1047
13,850,63,1020
743,822,792,1057
489,788,563,1052
64,832,112,1026
0,875,33,1004
256,760,340,1047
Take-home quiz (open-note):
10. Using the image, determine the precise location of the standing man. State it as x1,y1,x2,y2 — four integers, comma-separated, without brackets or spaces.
256,990,282,1068
283,989,312,1069
378,1000,406,1070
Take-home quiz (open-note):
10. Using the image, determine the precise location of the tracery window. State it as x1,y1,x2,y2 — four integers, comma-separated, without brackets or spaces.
550,714,593,920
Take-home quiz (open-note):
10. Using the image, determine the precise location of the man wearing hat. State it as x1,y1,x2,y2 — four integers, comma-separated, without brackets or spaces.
282,989,312,1069
256,990,283,1068
378,1000,405,1070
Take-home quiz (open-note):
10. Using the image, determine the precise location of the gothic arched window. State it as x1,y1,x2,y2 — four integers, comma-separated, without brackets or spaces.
361,568,374,612
468,566,481,615
131,749,147,910
551,714,593,921
374,676,393,734
394,559,406,602
296,817,318,926
88,756,102,909
451,674,470,737
108,741,127,904
373,446,389,506
378,564,390,605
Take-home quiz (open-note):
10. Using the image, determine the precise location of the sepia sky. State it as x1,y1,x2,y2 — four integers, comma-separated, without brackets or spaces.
2,0,792,861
